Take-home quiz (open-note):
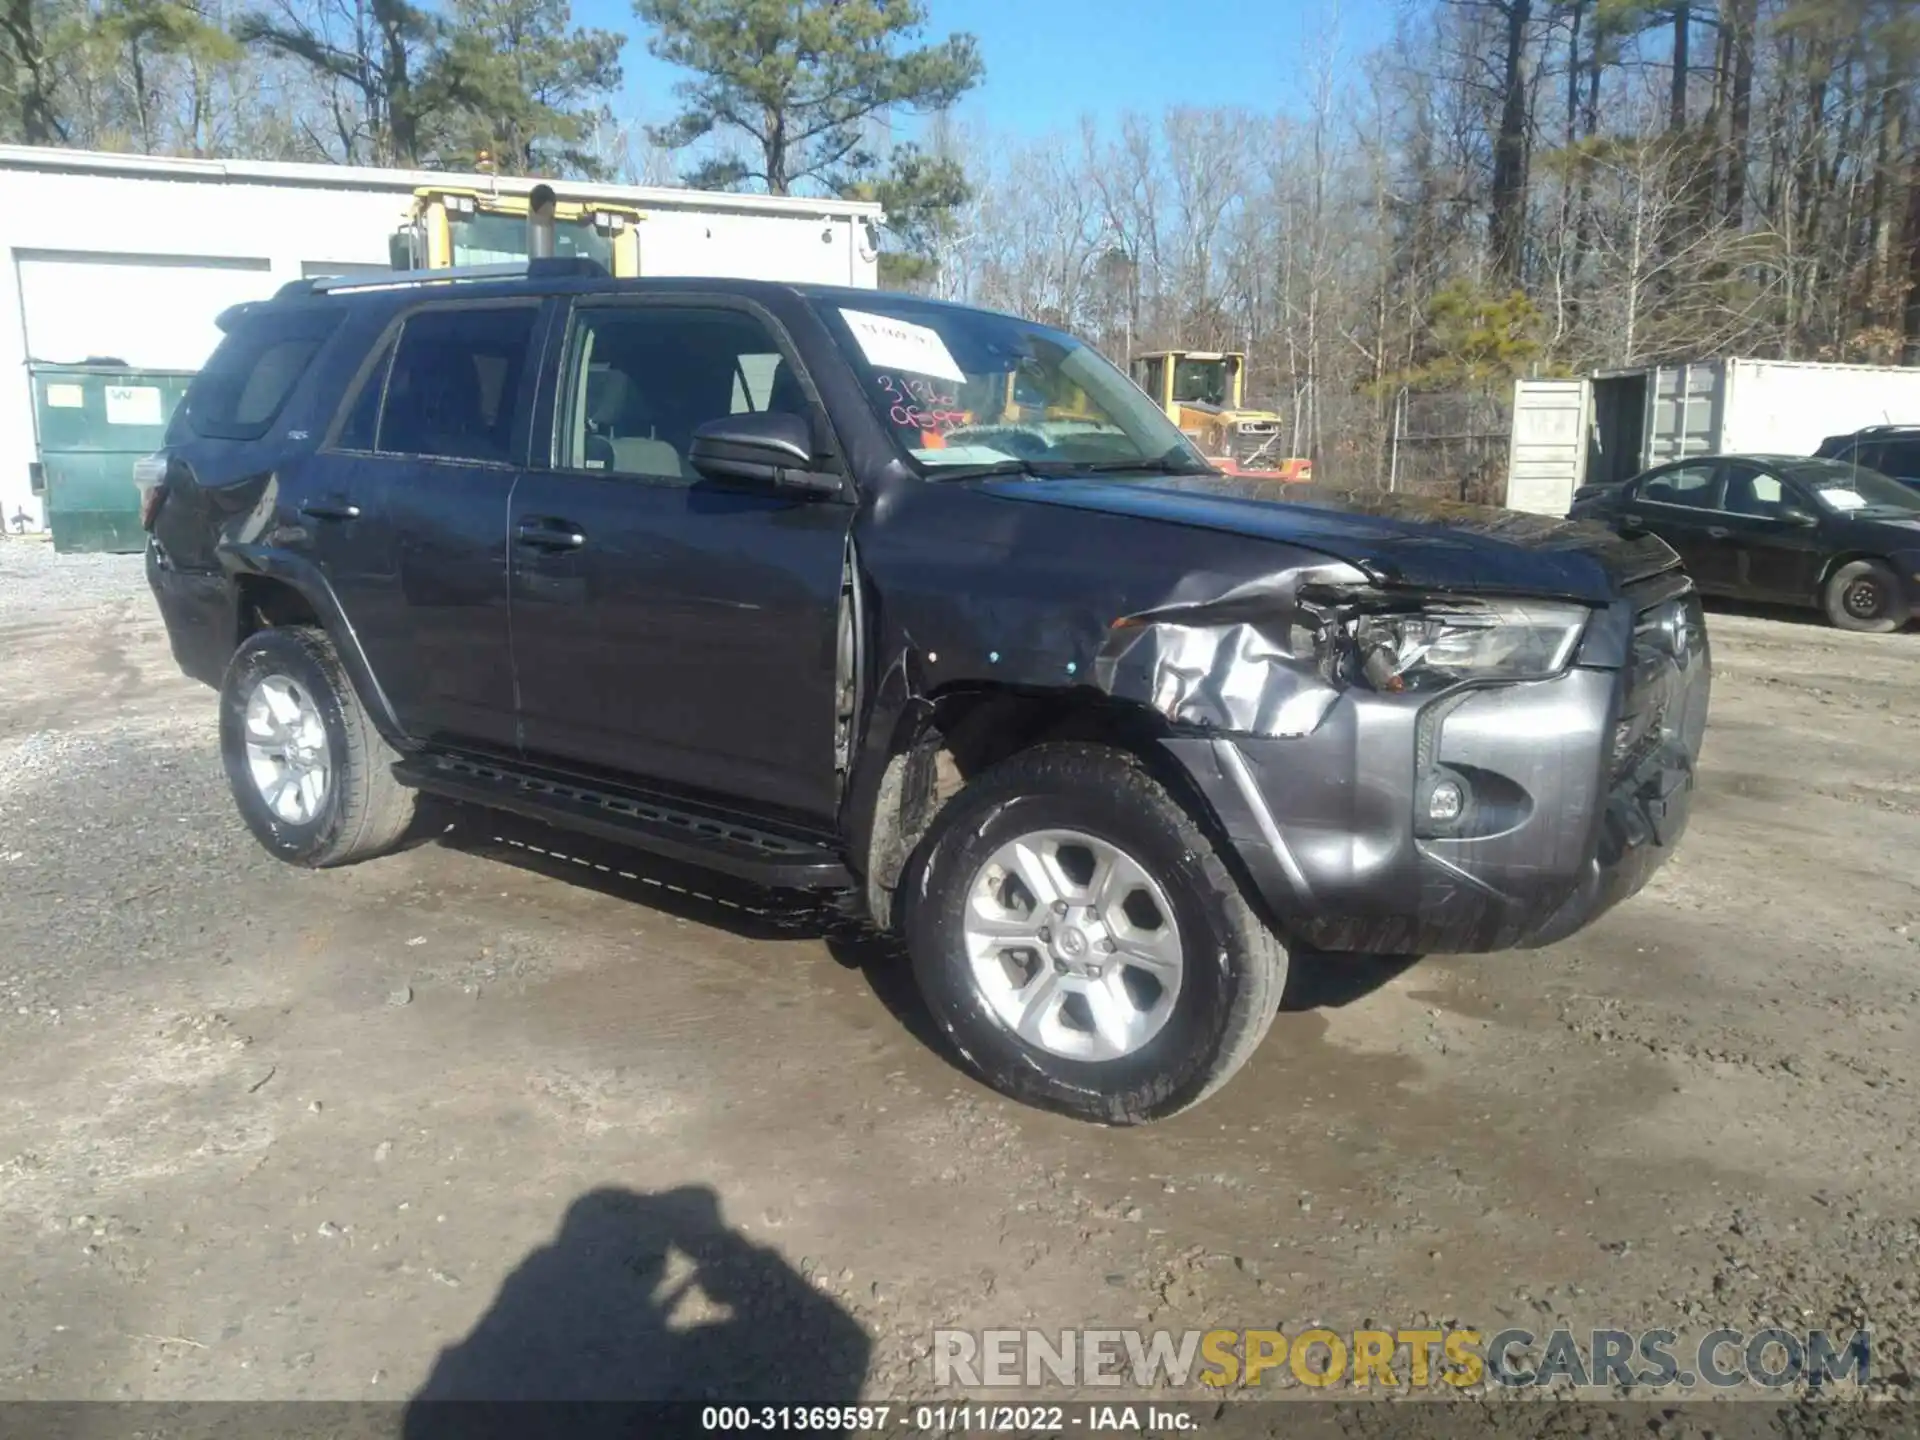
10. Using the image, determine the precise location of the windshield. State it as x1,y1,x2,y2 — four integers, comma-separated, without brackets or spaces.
815,298,1209,475
1171,357,1231,407
1794,462,1920,513
448,209,614,269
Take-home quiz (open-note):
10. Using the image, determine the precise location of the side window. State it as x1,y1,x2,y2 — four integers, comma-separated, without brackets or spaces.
377,304,539,464
731,352,785,413
559,307,805,483
1634,463,1719,510
333,338,393,452
181,309,340,441
1723,464,1789,517
1877,439,1920,482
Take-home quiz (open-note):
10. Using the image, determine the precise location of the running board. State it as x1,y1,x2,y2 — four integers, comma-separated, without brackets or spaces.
393,753,853,890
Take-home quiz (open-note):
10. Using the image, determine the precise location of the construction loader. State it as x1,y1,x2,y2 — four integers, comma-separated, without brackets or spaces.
1129,349,1312,480
389,185,643,275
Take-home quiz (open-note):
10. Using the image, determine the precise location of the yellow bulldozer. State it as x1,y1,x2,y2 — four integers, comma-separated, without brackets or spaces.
1129,349,1311,480
388,184,644,275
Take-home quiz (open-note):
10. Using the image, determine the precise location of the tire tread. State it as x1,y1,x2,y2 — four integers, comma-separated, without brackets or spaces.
1822,558,1909,634
222,625,415,868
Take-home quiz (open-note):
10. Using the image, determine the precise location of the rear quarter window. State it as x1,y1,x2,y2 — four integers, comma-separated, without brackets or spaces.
179,307,342,442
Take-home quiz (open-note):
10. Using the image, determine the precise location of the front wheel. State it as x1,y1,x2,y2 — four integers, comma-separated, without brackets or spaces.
1823,559,1909,633
906,743,1287,1124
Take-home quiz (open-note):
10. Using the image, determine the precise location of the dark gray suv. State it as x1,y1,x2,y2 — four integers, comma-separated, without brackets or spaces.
143,259,1711,1123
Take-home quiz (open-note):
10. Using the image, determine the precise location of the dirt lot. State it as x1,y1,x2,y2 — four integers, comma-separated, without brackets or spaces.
0,539,1915,1411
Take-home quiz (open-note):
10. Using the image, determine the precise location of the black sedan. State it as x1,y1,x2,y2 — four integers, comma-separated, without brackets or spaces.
1568,455,1920,632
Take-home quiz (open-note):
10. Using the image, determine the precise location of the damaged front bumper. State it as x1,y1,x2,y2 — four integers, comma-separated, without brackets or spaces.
1158,575,1710,955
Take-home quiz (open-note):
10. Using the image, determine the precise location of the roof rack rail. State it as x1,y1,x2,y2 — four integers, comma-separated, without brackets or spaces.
276,256,608,299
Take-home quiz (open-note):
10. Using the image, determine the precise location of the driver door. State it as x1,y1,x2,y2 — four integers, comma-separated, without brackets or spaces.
1718,460,1825,602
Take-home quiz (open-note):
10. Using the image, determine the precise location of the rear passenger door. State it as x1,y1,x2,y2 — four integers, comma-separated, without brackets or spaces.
318,299,546,752
507,297,854,822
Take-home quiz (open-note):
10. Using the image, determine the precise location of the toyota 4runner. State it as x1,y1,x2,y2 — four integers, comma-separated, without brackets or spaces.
144,260,1710,1124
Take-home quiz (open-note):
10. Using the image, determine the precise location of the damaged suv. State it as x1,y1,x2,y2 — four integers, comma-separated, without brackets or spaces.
145,262,1710,1124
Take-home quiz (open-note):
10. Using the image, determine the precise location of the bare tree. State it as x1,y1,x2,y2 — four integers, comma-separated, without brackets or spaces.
933,0,1914,495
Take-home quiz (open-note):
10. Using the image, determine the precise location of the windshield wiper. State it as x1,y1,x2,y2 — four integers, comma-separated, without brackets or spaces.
922,459,1049,482
1064,457,1215,476
1085,444,1214,475
925,447,1211,482
1024,447,1216,478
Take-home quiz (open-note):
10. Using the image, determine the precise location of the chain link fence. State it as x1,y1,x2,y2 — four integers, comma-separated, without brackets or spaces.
1382,390,1513,504
1241,390,1385,490
1245,389,1513,503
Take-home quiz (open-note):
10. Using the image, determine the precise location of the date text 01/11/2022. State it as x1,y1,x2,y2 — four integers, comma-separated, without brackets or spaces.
699,1404,1197,1432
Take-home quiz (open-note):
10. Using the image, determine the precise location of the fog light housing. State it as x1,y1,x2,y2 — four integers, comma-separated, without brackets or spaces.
1415,770,1474,838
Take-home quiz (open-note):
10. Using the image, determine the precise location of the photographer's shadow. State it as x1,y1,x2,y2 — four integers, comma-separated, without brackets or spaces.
405,1185,870,1437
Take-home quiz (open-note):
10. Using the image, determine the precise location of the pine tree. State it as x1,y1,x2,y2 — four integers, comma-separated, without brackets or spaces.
430,0,621,176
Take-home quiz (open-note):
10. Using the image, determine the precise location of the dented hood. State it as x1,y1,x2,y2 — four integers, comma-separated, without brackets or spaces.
973,474,1676,604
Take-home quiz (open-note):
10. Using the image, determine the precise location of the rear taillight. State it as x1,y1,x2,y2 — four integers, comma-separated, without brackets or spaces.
133,452,169,530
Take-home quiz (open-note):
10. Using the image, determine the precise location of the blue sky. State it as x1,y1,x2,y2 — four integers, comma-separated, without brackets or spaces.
581,0,1394,142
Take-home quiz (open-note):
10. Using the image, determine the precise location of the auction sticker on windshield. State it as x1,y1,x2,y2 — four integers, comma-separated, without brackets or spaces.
841,309,966,383
1822,488,1869,511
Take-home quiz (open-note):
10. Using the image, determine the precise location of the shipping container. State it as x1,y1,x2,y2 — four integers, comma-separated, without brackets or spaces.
1506,359,1920,515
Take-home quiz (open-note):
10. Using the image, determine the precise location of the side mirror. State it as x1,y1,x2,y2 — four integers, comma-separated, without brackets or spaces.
1778,506,1818,527
387,226,419,271
687,412,839,496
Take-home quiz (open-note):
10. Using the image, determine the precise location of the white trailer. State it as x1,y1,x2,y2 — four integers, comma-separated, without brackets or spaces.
0,145,883,531
1506,358,1920,515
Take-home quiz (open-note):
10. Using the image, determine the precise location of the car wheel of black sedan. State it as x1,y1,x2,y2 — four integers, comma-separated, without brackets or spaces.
906,742,1288,1125
220,625,417,867
1822,559,1910,634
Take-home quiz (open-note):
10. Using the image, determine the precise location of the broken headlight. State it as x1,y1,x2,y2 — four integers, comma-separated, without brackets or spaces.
1328,598,1590,693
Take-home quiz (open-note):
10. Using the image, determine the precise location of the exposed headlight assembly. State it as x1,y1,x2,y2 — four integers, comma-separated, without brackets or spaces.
1322,597,1591,693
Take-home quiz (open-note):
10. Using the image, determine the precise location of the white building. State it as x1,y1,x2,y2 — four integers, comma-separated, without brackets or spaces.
0,144,883,531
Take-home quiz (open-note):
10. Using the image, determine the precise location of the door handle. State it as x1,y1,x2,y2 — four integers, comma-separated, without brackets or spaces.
515,518,587,551
298,499,361,521
1706,525,1731,539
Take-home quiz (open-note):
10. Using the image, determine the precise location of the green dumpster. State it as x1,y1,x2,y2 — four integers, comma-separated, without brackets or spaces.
29,363,195,553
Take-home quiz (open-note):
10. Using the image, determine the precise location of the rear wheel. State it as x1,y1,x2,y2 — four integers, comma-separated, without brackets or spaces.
220,626,415,867
906,743,1287,1124
1823,559,1909,633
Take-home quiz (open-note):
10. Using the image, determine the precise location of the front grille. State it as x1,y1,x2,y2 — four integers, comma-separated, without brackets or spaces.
1230,423,1283,466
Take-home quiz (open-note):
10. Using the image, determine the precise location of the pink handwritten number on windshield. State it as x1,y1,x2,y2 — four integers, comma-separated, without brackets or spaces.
877,374,963,433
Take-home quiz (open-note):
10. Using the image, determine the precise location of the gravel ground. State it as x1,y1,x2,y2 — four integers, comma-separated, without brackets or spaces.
0,536,152,612
0,541,1914,1425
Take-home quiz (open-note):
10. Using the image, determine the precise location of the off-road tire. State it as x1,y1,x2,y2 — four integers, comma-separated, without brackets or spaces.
1822,559,1909,633
905,742,1287,1125
220,625,415,867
